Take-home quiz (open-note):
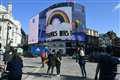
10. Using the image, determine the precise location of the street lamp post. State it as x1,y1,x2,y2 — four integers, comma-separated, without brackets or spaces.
5,23,10,51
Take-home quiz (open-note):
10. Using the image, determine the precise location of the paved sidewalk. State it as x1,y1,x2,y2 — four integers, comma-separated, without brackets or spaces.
1,57,120,80
22,57,96,80
22,57,42,80
22,57,120,80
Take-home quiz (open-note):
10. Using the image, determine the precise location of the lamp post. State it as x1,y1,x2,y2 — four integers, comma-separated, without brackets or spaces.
5,23,11,51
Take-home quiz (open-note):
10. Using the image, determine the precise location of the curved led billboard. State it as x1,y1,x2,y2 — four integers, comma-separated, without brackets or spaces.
46,7,72,41
28,15,39,44
72,32,87,41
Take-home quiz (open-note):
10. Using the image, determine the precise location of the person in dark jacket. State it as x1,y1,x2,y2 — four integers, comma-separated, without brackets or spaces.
95,46,120,80
47,49,56,75
6,49,23,80
55,49,62,77
76,47,86,78
3,47,13,65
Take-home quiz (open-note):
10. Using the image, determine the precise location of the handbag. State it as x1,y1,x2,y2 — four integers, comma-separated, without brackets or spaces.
0,71,9,80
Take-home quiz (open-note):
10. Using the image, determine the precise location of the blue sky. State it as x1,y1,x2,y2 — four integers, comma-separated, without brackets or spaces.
1,0,120,37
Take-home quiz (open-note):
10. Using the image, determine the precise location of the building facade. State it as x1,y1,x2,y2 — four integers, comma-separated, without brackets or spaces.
0,3,22,50
28,2,87,55
86,28,99,37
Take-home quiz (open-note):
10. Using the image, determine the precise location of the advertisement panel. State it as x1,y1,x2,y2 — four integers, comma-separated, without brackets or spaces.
31,46,48,56
38,18,46,42
46,7,72,41
73,4,86,32
28,14,39,44
72,32,87,41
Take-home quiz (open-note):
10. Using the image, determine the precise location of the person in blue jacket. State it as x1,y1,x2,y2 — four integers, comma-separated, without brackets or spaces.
6,49,23,80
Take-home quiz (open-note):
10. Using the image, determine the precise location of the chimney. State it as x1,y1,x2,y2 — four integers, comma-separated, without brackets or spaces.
8,2,12,16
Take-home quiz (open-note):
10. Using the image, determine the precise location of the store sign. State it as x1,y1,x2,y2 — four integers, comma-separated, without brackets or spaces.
28,14,39,44
46,30,72,38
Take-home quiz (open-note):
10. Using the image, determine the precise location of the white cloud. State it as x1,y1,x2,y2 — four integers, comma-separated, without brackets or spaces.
114,3,120,10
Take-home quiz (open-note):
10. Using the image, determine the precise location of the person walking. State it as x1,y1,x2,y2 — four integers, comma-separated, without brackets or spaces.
40,51,46,68
76,47,86,78
6,49,23,80
47,49,56,75
55,49,62,77
0,44,3,61
0,44,3,64
95,46,120,80
0,44,4,71
3,47,12,65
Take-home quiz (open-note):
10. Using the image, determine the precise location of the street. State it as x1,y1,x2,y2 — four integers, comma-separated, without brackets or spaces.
21,57,120,80
0,0,120,80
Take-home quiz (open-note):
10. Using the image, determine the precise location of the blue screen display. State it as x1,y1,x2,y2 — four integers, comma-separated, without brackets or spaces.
72,32,86,41
31,46,48,56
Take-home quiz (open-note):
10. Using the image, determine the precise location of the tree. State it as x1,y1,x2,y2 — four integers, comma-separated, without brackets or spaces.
107,31,117,40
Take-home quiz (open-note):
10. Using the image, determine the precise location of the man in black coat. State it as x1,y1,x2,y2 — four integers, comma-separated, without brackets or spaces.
47,49,56,75
6,49,23,80
55,49,62,77
95,46,120,80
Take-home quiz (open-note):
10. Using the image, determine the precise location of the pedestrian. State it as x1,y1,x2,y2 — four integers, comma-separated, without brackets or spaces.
55,49,62,77
94,46,120,80
0,44,3,63
76,47,86,78
0,44,4,71
0,44,3,60
47,49,56,75
40,51,46,68
3,47,13,65
6,49,23,80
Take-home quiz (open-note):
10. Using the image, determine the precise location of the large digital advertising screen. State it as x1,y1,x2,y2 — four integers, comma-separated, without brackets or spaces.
46,7,72,41
38,18,46,42
72,4,86,33
31,46,48,56
28,14,39,44
72,32,87,42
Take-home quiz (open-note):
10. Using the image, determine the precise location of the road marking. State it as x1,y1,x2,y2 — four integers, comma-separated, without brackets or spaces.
24,68,40,80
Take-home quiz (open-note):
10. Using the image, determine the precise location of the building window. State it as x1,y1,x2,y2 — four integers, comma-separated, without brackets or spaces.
2,15,4,19
59,44,64,47
12,30,14,36
32,18,35,23
0,27,1,33
8,26,11,30
66,42,71,47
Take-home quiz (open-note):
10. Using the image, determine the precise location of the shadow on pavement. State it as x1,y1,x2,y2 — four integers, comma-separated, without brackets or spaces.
23,72,93,80
61,75,93,80
24,65,39,68
23,72,48,77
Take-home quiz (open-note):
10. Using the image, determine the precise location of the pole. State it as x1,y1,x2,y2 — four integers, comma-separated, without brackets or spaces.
6,23,9,50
